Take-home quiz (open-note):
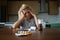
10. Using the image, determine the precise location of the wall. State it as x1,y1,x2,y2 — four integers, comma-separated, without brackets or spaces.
38,6,60,23
8,1,60,24
37,1,60,24
7,1,40,14
7,1,39,22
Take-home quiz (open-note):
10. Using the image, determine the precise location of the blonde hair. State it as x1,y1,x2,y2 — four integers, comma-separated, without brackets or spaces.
18,4,33,19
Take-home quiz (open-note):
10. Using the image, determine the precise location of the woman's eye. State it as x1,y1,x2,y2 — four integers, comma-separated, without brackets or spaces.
27,12,30,13
25,13,26,14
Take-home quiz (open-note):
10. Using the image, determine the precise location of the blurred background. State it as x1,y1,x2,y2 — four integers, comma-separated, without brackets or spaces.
0,0,60,28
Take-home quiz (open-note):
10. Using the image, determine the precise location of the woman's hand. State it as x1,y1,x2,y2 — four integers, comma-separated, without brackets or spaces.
28,10,36,17
21,11,25,18
13,28,20,33
18,11,25,20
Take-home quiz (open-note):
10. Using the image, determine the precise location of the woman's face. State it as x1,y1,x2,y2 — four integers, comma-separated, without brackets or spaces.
22,9,32,19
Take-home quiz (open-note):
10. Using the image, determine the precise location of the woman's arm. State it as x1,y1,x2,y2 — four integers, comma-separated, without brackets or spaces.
13,11,24,31
13,17,24,31
32,14,38,28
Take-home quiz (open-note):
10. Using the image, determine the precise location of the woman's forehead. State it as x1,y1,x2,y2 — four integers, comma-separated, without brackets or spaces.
23,8,32,11
23,9,30,12
23,9,29,11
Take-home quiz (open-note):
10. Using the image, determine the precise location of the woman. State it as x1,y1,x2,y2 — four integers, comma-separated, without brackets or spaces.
13,4,38,31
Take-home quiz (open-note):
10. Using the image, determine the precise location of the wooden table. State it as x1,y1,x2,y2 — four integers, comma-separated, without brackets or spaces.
0,27,60,40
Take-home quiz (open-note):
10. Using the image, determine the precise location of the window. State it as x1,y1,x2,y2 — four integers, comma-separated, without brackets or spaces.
39,0,48,13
